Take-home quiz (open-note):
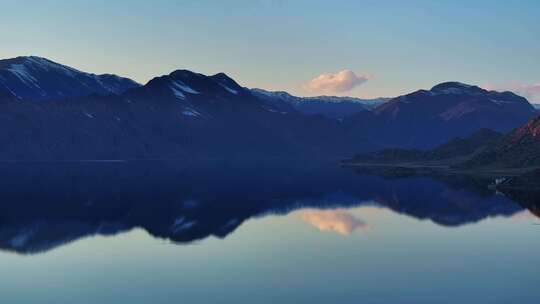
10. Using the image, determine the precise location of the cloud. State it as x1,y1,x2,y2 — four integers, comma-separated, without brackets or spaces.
303,70,368,94
484,82,540,103
299,209,369,235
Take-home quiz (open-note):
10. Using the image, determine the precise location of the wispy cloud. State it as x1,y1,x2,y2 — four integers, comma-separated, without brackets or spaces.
484,82,540,103
299,209,369,235
303,70,368,94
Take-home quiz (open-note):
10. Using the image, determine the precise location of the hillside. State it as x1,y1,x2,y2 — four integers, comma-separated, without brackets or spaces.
463,116,540,169
344,82,537,149
347,128,503,164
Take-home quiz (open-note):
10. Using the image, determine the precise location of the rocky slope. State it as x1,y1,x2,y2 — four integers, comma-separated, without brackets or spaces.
463,116,540,169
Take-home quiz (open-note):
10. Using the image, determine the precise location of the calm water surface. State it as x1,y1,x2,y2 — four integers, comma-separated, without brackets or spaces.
0,161,537,304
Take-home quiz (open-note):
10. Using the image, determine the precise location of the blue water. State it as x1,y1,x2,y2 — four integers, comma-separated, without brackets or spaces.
0,161,537,303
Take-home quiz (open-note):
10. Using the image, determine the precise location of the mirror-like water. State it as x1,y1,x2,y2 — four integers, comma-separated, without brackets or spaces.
0,161,537,304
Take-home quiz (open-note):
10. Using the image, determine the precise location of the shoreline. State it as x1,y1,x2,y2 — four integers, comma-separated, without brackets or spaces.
339,161,535,179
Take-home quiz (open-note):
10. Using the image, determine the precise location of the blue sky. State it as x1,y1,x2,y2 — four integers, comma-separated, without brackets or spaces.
1,0,539,100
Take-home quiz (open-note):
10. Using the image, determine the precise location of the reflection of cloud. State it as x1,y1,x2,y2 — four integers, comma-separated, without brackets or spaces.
303,70,368,94
484,82,540,103
511,210,539,221
299,209,369,235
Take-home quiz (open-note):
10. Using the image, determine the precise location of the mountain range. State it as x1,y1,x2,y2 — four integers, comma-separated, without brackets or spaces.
251,88,389,119
0,55,537,160
346,113,540,185
344,82,537,149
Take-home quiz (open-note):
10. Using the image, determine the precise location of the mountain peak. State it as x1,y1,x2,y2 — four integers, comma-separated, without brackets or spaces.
430,82,485,95
211,72,232,81
169,69,203,78
142,69,246,102
0,56,82,76
0,55,140,100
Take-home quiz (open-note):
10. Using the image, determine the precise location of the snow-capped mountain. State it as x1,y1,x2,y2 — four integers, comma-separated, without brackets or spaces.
0,56,140,100
251,88,389,119
0,64,347,160
0,56,537,160
345,82,538,149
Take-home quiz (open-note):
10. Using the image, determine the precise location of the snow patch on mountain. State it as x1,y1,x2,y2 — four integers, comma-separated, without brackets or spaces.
6,64,42,89
172,80,199,94
219,83,238,95
0,56,140,100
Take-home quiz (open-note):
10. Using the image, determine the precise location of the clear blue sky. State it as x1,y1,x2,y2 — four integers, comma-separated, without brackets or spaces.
1,0,539,100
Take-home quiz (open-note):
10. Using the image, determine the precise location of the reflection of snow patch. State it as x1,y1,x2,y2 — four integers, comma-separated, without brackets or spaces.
222,218,239,230
171,217,197,234
182,109,201,117
263,107,287,114
183,200,199,208
10,228,37,248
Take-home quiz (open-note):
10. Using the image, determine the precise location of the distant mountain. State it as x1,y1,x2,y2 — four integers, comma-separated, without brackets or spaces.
533,104,540,110
347,128,503,164
0,56,140,100
345,82,537,149
251,88,389,119
463,116,540,169
0,66,347,160
0,56,537,160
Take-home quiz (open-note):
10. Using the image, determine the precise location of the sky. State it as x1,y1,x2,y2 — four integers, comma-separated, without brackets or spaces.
1,0,539,101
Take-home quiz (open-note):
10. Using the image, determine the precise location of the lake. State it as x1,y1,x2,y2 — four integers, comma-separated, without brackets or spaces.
0,160,537,304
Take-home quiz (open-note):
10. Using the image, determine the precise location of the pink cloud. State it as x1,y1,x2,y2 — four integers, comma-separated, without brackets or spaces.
303,70,368,94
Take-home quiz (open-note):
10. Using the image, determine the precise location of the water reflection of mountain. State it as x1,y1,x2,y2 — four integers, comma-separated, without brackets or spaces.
0,160,532,255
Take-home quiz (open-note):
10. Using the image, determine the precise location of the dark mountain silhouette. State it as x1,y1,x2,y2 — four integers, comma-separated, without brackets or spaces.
348,128,503,164
463,116,540,169
0,57,537,160
345,82,537,149
0,56,140,100
0,67,347,160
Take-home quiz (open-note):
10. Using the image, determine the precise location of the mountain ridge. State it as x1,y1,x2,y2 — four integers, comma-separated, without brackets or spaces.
251,88,389,119
463,115,540,169
344,81,537,149
0,56,140,100
0,56,537,161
